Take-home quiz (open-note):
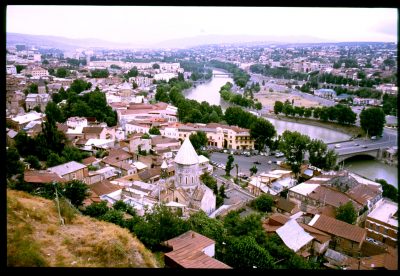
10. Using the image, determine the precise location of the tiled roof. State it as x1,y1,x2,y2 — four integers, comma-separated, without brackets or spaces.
138,168,161,181
347,184,381,206
24,170,67,183
308,186,362,210
309,214,366,243
81,156,98,165
90,180,121,196
164,230,231,269
83,126,104,134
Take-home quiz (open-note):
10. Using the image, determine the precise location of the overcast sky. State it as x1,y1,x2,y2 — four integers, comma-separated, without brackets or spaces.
6,6,398,45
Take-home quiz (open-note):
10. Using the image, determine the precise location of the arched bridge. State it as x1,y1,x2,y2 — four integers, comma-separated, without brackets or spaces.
329,136,396,164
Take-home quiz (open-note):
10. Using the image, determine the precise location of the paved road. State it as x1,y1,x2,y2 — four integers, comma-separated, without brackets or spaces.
210,152,284,177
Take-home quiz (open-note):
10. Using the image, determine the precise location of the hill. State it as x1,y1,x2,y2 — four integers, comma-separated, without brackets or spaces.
6,189,160,268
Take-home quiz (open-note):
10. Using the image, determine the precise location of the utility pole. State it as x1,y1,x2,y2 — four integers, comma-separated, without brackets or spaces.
54,182,64,226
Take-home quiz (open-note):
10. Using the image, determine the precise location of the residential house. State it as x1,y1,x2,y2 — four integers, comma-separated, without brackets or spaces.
25,93,50,112
82,126,115,140
365,198,397,248
6,111,46,131
48,161,88,183
308,214,367,257
24,170,67,184
162,231,231,269
276,219,314,258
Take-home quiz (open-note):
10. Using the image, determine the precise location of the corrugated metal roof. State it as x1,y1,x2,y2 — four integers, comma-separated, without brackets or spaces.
276,219,314,252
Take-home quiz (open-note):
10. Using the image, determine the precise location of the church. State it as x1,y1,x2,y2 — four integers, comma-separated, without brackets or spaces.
159,137,216,216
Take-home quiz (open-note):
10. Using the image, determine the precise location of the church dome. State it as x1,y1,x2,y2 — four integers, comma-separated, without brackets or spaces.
174,137,199,165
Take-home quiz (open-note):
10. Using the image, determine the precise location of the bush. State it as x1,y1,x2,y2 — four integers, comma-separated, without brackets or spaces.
251,194,274,212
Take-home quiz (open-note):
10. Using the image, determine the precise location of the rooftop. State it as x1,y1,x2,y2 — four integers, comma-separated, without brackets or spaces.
48,161,87,177
367,199,398,228
174,137,199,165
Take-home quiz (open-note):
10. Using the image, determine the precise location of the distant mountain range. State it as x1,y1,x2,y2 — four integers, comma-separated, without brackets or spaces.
153,34,337,48
7,32,338,51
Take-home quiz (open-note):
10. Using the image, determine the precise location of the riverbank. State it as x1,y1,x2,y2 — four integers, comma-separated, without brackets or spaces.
262,113,365,139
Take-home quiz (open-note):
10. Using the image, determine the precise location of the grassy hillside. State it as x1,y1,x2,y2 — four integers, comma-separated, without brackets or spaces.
7,189,160,268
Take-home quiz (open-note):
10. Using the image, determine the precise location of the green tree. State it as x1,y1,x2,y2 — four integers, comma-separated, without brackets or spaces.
250,165,258,176
45,101,64,123
152,63,160,69
26,83,38,94
279,131,310,178
63,180,90,207
274,101,284,114
82,201,110,217
222,236,275,269
148,126,161,135
225,154,234,176
189,131,208,151
25,155,42,170
6,147,25,178
133,204,190,250
375,179,398,203
360,107,386,137
187,211,227,244
16,64,26,73
250,118,276,153
336,201,357,225
55,68,69,78
132,81,138,89
46,152,65,167
308,139,337,170
251,194,274,212
127,67,139,78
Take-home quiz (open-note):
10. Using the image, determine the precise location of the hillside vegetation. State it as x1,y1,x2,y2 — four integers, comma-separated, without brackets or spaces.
7,189,159,268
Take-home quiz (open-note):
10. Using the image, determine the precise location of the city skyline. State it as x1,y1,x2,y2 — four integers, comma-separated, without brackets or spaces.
6,6,398,48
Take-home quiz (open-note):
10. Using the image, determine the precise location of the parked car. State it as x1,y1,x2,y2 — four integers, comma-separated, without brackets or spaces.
362,145,368,148
335,144,341,148
253,161,261,165
354,143,360,146
371,136,377,140
275,152,284,158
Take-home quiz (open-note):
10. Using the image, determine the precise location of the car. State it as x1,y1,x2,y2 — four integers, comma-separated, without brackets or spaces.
253,161,261,165
268,160,272,165
371,136,377,140
335,144,341,148
275,152,284,158
354,143,360,146
361,145,368,148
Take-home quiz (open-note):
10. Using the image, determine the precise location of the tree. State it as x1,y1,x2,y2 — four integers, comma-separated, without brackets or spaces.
250,165,258,176
26,83,38,94
133,204,190,250
251,194,274,212
127,67,139,78
63,180,90,207
152,63,160,69
55,68,69,78
6,147,25,178
274,101,284,114
83,201,110,218
375,179,398,203
148,126,161,135
45,101,64,123
132,81,138,89
279,131,310,178
189,131,208,151
250,118,276,153
25,155,42,170
360,107,386,137
225,154,234,176
336,201,358,225
16,64,26,74
308,139,337,170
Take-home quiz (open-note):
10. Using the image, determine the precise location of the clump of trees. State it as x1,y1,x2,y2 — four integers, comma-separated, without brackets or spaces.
155,78,223,123
90,69,109,78
200,173,227,208
375,179,398,203
274,100,356,125
219,82,262,110
250,64,307,81
335,201,358,225
51,81,117,127
360,107,386,137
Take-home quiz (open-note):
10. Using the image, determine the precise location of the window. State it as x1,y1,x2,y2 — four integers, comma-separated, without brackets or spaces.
71,173,77,180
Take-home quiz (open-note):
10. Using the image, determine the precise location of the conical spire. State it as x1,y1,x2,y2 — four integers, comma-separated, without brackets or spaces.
174,137,199,165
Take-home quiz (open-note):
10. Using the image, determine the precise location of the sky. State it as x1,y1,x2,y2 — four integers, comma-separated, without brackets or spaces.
6,6,398,46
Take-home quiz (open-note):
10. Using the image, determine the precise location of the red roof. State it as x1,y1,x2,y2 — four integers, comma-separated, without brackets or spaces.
24,170,67,184
164,231,231,269
310,214,366,243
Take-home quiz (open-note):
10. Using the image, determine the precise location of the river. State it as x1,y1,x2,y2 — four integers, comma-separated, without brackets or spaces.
183,69,397,187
